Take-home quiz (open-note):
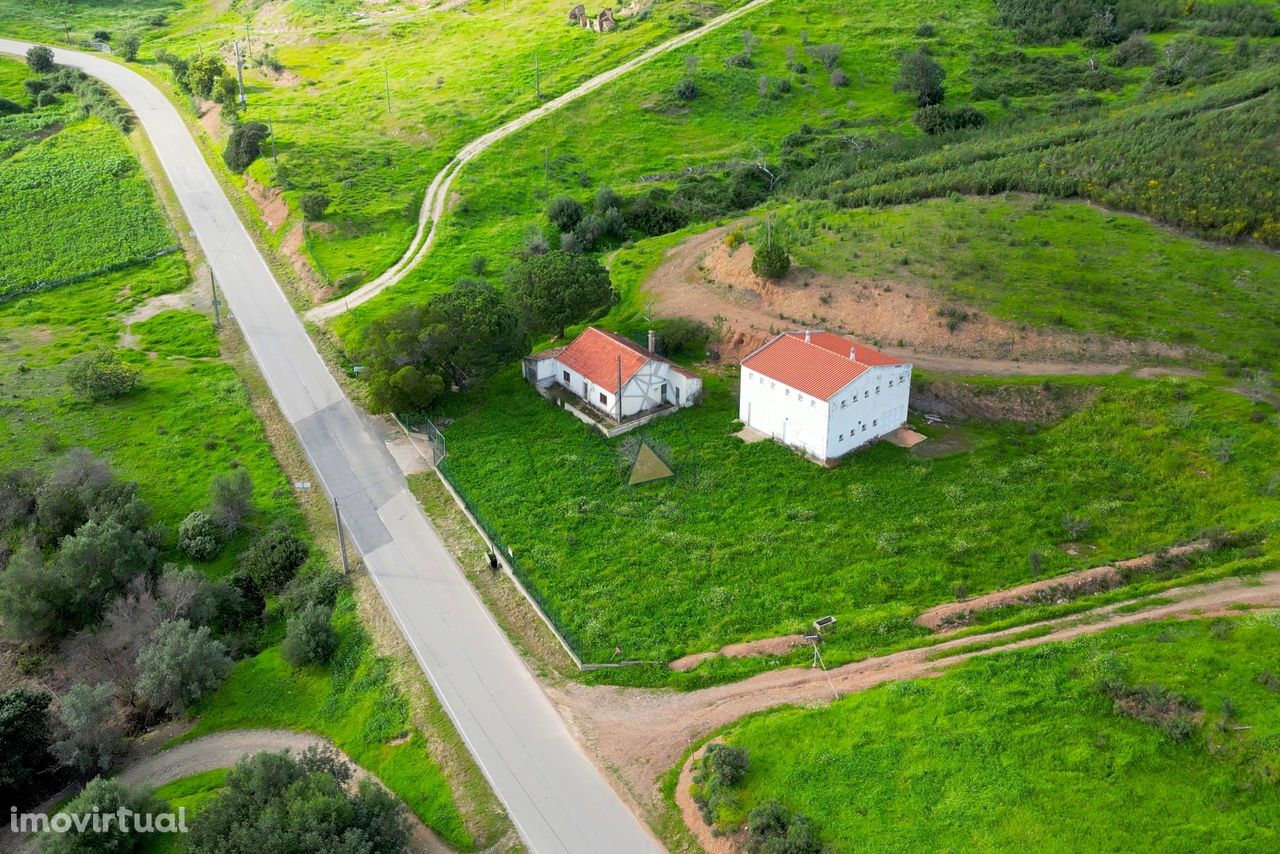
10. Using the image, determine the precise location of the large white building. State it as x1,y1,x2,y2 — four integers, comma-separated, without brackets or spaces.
522,327,701,425
739,330,912,463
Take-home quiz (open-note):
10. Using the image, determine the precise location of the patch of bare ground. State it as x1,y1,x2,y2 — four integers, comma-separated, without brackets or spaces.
281,222,335,303
245,175,290,232
912,377,1100,423
644,224,1195,376
197,100,223,139
676,744,738,854
670,635,806,672
548,572,1280,834
916,541,1211,631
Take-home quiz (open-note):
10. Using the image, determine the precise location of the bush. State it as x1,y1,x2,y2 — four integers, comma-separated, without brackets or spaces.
0,687,54,809
208,469,254,536
725,51,755,69
745,800,826,854
282,604,338,667
67,349,141,400
916,22,936,37
178,510,221,561
39,778,168,854
704,743,749,785
893,49,945,106
135,619,230,716
1111,31,1157,67
659,318,710,356
624,189,688,236
26,46,55,74
547,194,585,232
299,192,330,221
673,76,700,101
752,241,791,279
830,68,849,87
51,683,118,778
280,569,347,614
119,32,142,62
914,104,988,135
222,122,270,173
239,526,309,592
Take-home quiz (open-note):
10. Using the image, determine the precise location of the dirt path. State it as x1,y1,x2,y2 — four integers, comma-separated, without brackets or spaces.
550,572,1280,825
4,729,450,854
305,0,786,322
643,222,1199,377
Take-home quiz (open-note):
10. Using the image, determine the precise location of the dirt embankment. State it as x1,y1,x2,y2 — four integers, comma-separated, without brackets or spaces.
911,378,1100,423
645,224,1191,373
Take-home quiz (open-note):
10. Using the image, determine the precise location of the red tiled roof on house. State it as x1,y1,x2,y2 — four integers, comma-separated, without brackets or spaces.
741,330,904,400
555,327,654,393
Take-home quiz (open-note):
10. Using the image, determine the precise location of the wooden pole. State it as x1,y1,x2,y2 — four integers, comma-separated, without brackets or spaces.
334,498,351,575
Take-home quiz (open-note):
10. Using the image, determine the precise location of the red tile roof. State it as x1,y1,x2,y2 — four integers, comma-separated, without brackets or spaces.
741,331,904,400
555,327,655,393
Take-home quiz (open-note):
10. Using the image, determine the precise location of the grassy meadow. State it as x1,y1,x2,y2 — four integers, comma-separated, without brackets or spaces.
699,614,1280,851
431,366,1279,667
771,195,1280,370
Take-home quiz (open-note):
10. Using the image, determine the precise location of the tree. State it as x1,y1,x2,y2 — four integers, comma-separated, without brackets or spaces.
212,75,239,114
299,193,330,221
119,33,142,62
178,510,221,561
239,526,309,592
188,749,408,853
0,687,54,809
39,777,168,854
208,469,254,535
185,52,227,100
26,45,55,74
52,683,119,778
505,251,616,338
67,349,142,401
280,570,347,615
752,241,791,279
893,49,946,106
282,605,338,667
222,122,270,172
547,194,585,232
135,619,230,716
673,76,699,101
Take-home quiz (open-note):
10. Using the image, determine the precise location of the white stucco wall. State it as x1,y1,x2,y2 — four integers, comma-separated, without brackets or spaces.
739,368,832,460
823,364,912,459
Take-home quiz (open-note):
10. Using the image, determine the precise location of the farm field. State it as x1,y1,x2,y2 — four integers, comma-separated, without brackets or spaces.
431,366,1280,668
693,614,1280,851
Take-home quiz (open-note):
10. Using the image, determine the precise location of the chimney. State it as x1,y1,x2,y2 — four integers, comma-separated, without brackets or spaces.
804,330,811,344
849,346,856,360
647,329,657,353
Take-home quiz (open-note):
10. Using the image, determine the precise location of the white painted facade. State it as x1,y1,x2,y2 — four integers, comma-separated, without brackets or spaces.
540,358,699,419
739,353,912,463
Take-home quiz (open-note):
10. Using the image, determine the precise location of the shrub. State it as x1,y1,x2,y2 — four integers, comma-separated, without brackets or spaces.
805,43,843,73
916,22,936,37
0,97,22,116
624,190,688,236
67,349,141,400
725,52,755,69
135,619,230,716
594,186,623,214
26,46,55,74
184,52,227,99
282,604,338,667
745,800,826,854
222,122,270,172
299,192,330,221
659,318,710,356
914,104,988,135
752,241,791,279
1111,31,1157,66
830,68,849,87
178,510,222,561
40,777,168,854
119,32,142,62
208,469,254,536
547,194,585,232
240,526,309,592
280,569,347,614
673,76,699,101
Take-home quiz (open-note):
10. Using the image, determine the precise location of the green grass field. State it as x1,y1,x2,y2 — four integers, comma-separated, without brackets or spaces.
771,195,1280,370
0,117,176,297
179,590,471,849
700,614,1280,851
432,367,1279,666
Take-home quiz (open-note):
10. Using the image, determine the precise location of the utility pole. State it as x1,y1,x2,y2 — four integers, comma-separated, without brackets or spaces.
210,269,222,329
384,66,392,115
334,499,351,575
244,20,252,60
234,40,247,108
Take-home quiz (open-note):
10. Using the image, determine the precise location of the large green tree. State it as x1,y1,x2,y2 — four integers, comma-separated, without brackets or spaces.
0,687,54,809
134,619,230,717
893,50,946,106
505,250,616,338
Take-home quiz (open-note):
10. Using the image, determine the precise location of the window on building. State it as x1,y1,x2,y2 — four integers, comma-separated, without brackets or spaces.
873,418,878,426
771,382,776,389
659,382,668,399
838,433,844,441
888,380,893,388
863,390,869,399
811,400,816,408
861,423,866,432
599,392,608,405
785,388,790,396
562,370,570,383
876,386,881,395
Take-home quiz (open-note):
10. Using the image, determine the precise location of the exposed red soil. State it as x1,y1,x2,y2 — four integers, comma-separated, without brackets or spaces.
669,634,807,672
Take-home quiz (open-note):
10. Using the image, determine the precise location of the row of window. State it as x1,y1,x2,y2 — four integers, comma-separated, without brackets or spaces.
837,419,878,442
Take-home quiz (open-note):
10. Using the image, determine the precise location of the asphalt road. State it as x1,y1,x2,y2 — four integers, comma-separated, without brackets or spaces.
0,39,662,854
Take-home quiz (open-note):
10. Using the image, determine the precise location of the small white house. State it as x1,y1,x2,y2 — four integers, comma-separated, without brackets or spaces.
739,330,912,463
523,327,701,427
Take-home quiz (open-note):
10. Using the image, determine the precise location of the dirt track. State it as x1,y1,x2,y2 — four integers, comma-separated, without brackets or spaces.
644,222,1198,377
551,572,1280,820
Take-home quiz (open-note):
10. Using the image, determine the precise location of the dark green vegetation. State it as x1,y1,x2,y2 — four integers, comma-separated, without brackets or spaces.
185,748,408,854
771,195,1280,371
432,368,1279,666
702,615,1280,850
